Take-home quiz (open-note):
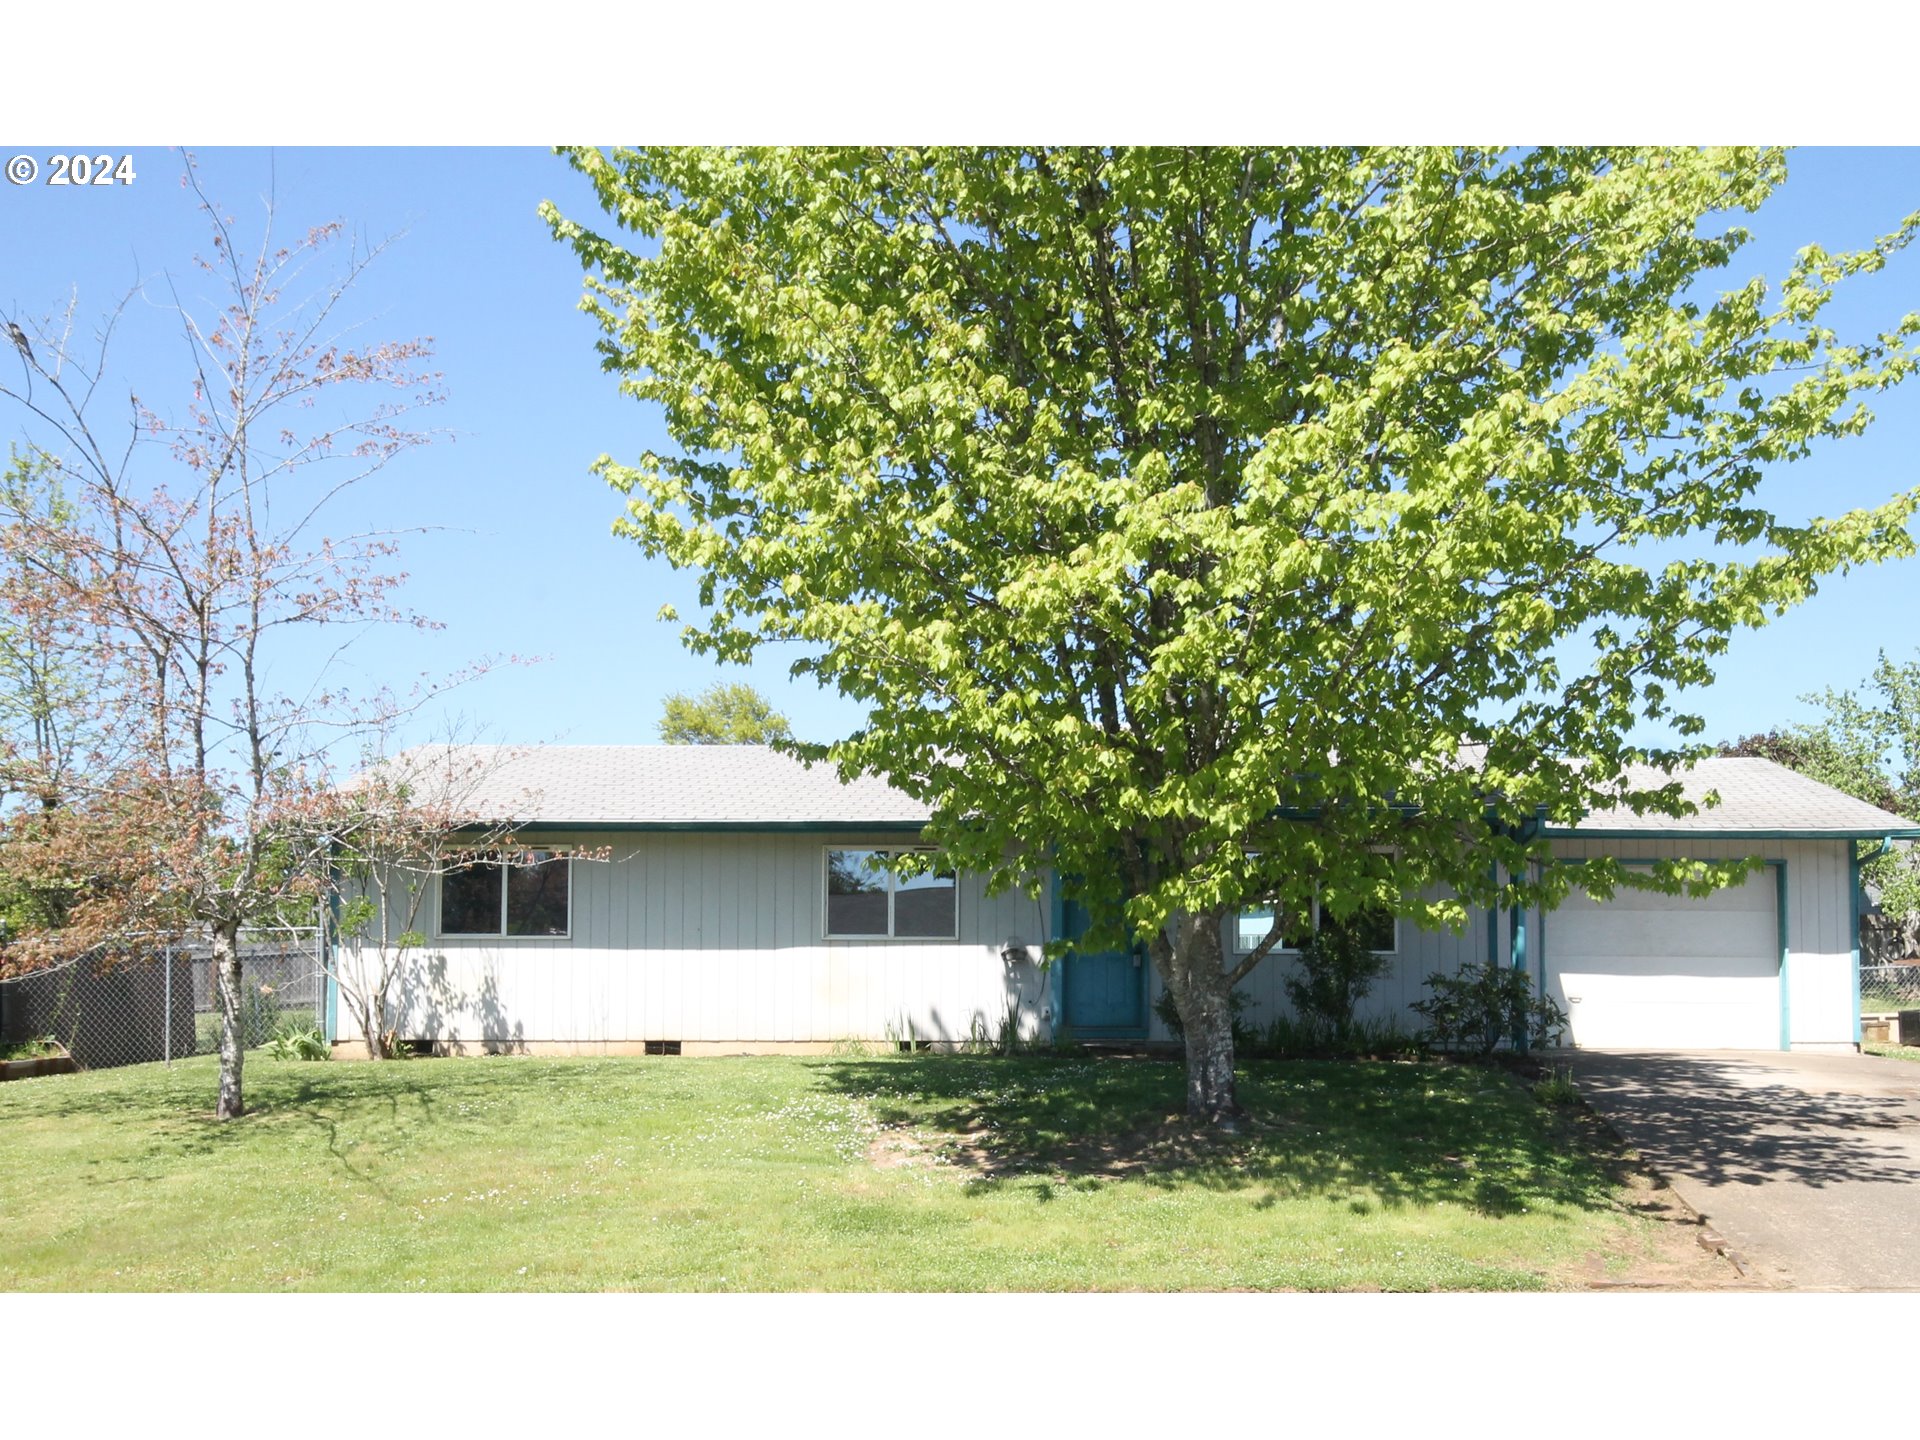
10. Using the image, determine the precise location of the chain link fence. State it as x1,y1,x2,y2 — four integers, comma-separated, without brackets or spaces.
0,929,326,1071
1860,961,1920,1017
1864,912,1920,967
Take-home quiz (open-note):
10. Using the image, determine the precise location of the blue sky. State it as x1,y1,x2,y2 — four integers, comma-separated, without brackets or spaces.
3,145,1918,758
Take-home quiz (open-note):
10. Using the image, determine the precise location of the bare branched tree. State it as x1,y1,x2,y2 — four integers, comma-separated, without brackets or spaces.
0,154,479,1117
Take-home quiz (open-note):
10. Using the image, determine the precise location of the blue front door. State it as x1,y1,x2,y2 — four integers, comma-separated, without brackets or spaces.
1061,897,1146,1037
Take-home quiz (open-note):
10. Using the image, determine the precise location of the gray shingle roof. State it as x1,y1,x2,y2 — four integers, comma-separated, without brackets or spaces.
367,744,931,827
359,746,1919,836
1555,757,1920,836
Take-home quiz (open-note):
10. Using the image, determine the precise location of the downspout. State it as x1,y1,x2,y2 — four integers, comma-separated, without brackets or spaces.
1509,817,1539,1050
1510,884,1530,1051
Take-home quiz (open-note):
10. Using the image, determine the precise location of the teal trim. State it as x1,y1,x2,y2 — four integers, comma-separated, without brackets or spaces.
1543,826,1920,841
1509,895,1530,1049
1543,855,1791,1052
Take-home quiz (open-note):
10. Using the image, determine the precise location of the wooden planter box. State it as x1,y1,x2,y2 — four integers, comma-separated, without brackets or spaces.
0,1054,78,1081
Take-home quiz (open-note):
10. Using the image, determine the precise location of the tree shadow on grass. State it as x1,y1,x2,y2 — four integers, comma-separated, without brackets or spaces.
817,1054,1636,1218
0,1060,445,1213
134,1069,452,1206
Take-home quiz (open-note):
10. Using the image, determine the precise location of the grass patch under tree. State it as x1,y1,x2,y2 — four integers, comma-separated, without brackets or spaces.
0,1052,1700,1291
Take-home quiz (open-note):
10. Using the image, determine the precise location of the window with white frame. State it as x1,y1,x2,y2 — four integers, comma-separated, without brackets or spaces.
825,848,957,939
439,851,571,937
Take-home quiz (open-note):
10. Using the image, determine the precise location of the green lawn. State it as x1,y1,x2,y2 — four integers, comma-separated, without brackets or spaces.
1866,1043,1920,1063
0,1052,1685,1291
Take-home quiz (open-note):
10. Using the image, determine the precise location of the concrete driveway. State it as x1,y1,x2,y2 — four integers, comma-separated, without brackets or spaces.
1571,1049,1920,1290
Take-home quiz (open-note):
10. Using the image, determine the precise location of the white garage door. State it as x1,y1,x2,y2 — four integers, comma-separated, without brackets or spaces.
1546,868,1779,1050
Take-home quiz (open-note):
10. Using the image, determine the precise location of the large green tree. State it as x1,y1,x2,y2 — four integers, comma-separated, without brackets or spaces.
547,147,1920,1120
658,681,793,745
1725,649,1920,935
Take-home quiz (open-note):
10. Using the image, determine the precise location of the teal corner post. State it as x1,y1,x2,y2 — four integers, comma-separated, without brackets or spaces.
1510,895,1530,1050
1494,819,1542,1050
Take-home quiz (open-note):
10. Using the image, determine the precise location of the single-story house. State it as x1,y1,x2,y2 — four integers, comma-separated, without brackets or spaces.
328,745,1920,1056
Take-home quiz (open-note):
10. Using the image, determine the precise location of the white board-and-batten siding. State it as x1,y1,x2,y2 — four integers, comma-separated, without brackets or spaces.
335,830,1862,1053
334,830,1051,1049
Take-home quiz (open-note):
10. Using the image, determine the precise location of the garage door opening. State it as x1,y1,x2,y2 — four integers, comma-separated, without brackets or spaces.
1546,865,1781,1050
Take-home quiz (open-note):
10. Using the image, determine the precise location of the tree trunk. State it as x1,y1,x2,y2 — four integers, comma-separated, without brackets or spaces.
348,950,393,1059
1183,994,1240,1123
363,994,391,1061
212,920,245,1119
1158,912,1242,1124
